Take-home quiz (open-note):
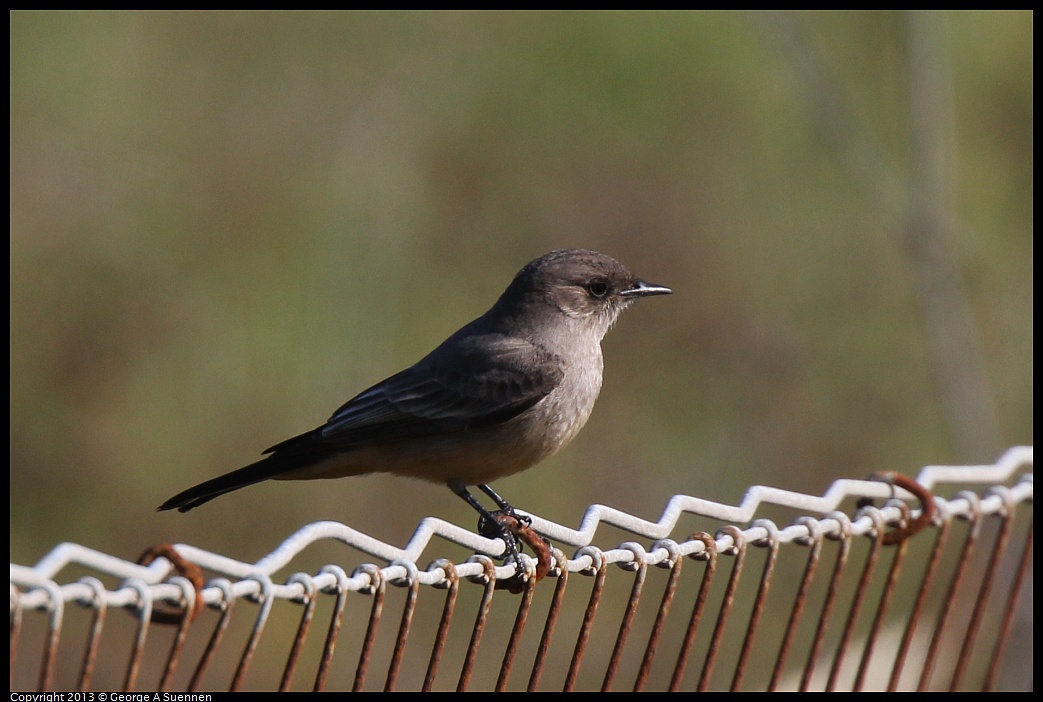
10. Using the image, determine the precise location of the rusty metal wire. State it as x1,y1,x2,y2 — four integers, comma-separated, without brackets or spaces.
668,531,717,691
421,559,457,692
526,551,568,691
983,516,1032,691
634,539,683,691
10,446,1033,691
768,516,822,690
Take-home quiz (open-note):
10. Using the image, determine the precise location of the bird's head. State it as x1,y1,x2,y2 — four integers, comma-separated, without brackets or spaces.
499,249,672,337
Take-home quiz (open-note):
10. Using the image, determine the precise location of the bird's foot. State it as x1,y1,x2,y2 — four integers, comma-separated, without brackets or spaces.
477,511,555,593
478,509,524,563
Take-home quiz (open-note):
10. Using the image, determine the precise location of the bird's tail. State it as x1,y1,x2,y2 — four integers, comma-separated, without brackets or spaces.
157,457,297,513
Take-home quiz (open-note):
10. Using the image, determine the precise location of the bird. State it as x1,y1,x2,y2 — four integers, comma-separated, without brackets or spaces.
158,248,671,559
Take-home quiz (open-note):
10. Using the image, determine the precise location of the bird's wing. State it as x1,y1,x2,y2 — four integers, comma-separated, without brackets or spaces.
263,334,564,455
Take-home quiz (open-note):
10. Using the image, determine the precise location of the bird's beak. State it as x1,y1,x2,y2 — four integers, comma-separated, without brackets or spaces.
621,280,672,298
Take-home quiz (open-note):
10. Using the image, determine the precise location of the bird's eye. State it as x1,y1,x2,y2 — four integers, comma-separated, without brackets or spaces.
586,280,610,298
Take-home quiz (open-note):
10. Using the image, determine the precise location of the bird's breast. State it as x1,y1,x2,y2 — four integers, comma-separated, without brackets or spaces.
506,346,603,462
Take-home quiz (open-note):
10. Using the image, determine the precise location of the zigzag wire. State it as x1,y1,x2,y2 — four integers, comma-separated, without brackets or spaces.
10,446,1033,612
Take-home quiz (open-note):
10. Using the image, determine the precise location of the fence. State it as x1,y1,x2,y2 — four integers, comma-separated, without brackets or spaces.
10,446,1032,691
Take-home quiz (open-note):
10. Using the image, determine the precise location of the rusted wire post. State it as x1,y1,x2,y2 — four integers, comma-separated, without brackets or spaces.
495,560,537,691
230,574,274,692
698,526,747,692
456,557,497,692
602,543,648,692
422,560,459,692
949,487,1016,691
634,540,683,692
279,574,317,692
563,547,607,692
188,579,235,692
157,576,198,691
888,511,950,691
669,533,717,692
983,514,1032,691
527,550,569,692
36,581,63,692
731,519,780,692
313,566,349,693
825,508,885,692
122,579,153,692
385,560,420,693
854,502,911,691
800,511,852,691
352,564,386,693
918,491,983,691
768,517,823,691
75,578,107,692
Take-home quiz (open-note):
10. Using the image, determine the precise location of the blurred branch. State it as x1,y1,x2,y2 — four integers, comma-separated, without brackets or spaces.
753,10,1002,461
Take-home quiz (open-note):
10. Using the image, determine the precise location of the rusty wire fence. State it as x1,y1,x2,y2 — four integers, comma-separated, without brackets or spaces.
10,446,1032,692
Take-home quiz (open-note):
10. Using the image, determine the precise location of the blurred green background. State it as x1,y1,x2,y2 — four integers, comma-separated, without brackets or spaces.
10,11,1032,568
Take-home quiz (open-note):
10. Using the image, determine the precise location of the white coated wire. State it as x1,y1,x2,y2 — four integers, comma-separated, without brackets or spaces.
10,446,1033,615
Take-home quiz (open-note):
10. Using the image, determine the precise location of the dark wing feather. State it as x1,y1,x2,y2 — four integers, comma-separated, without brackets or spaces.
158,333,562,513
264,333,563,454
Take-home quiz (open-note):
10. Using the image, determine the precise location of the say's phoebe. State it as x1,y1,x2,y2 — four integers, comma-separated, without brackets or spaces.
159,249,671,557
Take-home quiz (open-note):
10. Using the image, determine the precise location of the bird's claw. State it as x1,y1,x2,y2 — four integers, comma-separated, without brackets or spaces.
478,509,524,562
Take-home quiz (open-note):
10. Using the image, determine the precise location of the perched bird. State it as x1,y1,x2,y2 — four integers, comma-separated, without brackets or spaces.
159,249,671,558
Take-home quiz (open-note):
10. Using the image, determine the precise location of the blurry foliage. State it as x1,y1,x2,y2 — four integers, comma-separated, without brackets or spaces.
10,11,1032,567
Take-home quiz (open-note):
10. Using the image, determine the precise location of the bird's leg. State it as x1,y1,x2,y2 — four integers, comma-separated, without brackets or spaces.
477,483,532,527
449,482,522,563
